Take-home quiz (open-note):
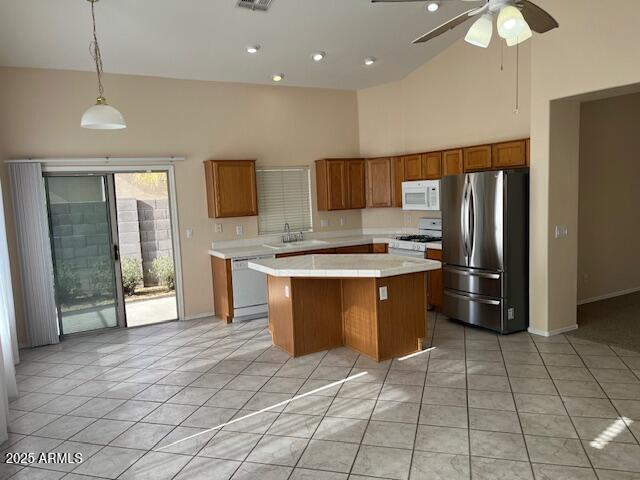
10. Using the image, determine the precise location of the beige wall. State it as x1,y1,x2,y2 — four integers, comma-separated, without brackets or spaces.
0,67,361,343
577,93,640,302
530,0,640,333
357,37,531,229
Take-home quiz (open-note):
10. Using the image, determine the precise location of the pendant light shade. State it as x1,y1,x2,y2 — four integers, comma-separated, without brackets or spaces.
465,14,493,48
506,21,532,46
81,0,126,130
497,5,527,39
81,97,126,129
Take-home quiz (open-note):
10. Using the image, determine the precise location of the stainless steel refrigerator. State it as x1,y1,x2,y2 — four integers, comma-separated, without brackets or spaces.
441,169,529,333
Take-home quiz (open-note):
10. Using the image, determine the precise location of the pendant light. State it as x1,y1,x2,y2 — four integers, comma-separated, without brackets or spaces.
81,0,126,130
464,14,493,48
497,5,527,40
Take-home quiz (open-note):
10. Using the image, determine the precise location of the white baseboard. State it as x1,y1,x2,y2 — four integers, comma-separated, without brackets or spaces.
577,286,640,306
182,311,215,321
528,324,578,337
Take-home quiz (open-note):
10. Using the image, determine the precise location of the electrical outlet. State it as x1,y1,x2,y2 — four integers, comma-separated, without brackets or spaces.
320,219,329,228
185,228,193,239
379,286,388,301
554,225,568,238
215,223,223,233
236,225,243,236
340,217,346,226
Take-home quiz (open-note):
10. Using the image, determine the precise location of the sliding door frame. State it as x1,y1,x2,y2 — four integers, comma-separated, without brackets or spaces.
42,164,185,323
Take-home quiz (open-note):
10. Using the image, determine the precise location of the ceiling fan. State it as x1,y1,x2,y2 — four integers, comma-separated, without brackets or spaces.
372,0,558,48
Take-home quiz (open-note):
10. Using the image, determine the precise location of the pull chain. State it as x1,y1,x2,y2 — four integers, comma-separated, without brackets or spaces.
500,42,504,72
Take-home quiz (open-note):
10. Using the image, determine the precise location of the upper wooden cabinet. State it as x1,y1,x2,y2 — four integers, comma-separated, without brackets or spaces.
392,156,405,207
316,158,366,211
422,152,442,180
366,157,393,208
463,145,492,172
442,149,463,176
492,140,527,168
403,154,423,181
204,160,258,218
346,159,367,209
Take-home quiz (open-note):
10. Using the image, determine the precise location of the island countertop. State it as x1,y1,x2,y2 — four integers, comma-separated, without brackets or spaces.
248,253,441,278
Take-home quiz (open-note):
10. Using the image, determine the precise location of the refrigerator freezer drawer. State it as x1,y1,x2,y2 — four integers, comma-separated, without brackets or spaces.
443,289,503,332
443,266,502,297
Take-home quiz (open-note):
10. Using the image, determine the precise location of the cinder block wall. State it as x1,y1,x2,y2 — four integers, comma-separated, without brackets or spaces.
137,199,173,285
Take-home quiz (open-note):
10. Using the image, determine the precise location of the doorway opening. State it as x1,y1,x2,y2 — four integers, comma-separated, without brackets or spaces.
45,168,180,335
114,172,177,327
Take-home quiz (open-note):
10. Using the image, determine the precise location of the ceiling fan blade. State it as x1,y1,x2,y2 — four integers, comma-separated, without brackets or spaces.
412,7,481,44
517,0,559,33
371,0,482,3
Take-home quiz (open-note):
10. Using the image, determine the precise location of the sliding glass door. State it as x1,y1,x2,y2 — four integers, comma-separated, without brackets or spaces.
45,175,123,334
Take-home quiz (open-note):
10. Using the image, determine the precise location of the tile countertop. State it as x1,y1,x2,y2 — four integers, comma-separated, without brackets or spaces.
208,234,442,259
247,254,441,278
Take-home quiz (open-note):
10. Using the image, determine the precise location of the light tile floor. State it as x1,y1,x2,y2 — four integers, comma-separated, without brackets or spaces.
2,314,640,480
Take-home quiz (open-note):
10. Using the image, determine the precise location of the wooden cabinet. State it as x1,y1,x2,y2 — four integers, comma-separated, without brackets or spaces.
422,152,442,180
316,158,366,211
335,245,372,254
276,248,336,258
211,257,233,323
204,160,258,218
366,158,393,208
442,149,463,176
346,159,367,209
426,249,443,312
403,154,423,181
372,243,388,254
463,145,492,172
392,156,405,207
493,140,527,168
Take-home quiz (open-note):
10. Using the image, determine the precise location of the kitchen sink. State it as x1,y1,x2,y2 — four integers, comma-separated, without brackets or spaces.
262,239,329,250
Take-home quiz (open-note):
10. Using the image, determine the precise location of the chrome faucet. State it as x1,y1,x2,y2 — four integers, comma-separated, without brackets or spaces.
282,223,304,243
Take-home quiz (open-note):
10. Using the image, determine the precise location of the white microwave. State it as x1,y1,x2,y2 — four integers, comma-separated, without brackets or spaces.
401,180,440,211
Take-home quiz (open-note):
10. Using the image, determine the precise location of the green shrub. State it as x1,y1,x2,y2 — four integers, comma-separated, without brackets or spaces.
151,256,175,290
121,257,143,295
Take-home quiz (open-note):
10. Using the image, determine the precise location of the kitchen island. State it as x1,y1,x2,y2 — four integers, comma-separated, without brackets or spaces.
248,254,441,362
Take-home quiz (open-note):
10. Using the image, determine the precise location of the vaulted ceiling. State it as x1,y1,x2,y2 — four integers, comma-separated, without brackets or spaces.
0,0,473,90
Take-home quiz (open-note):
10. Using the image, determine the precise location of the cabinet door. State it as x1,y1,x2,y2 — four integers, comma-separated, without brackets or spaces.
335,244,372,254
463,145,492,172
426,249,443,310
493,140,527,168
206,160,258,218
442,149,463,176
366,158,392,208
403,154,423,180
346,159,367,209
392,156,405,207
422,152,442,180
326,160,348,210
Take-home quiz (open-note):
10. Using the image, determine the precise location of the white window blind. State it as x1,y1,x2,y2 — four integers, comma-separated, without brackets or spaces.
257,167,312,235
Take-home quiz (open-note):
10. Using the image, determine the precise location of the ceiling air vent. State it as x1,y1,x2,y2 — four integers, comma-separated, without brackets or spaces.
237,0,274,12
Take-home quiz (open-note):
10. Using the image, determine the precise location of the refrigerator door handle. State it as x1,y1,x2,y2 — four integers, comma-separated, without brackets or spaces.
443,266,501,280
468,178,475,258
461,176,470,261
444,290,501,306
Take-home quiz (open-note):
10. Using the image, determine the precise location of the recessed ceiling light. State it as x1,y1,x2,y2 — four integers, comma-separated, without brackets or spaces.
246,45,260,54
364,57,376,66
426,2,439,12
272,74,284,82
311,51,326,62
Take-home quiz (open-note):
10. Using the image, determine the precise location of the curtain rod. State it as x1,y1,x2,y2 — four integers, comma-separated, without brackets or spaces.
5,157,185,164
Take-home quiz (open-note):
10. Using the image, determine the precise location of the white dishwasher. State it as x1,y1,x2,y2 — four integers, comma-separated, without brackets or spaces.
231,255,274,320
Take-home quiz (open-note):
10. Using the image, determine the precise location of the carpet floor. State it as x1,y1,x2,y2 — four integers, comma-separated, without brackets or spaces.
570,291,640,352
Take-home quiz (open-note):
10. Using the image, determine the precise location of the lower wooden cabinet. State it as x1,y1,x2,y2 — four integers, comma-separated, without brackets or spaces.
426,248,443,311
335,245,372,254
443,149,463,176
463,145,492,171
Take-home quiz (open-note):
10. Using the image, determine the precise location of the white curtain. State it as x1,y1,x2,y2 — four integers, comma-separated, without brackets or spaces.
0,179,19,443
9,163,59,347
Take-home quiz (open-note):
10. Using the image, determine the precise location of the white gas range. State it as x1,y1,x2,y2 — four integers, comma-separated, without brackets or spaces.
388,219,442,257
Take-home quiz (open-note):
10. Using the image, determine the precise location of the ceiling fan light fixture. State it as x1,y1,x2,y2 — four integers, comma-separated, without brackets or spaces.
426,2,439,13
497,5,527,39
506,21,532,46
464,14,493,48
